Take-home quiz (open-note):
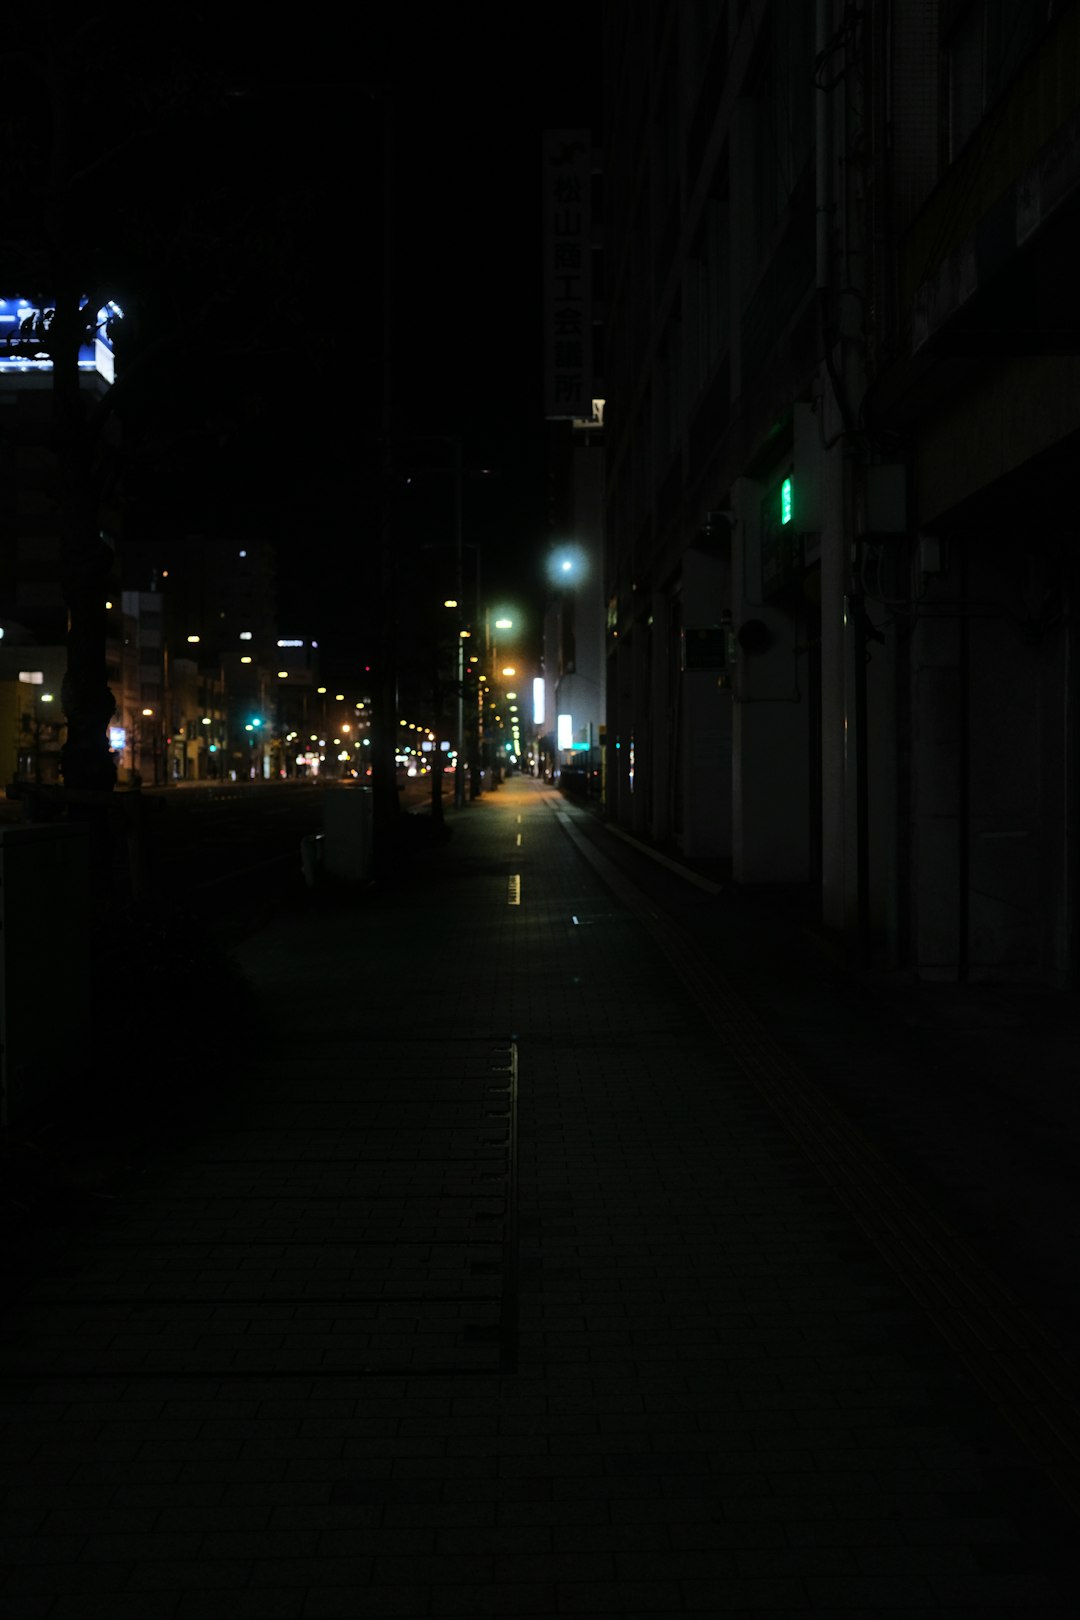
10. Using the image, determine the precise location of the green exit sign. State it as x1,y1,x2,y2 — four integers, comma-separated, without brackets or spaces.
780,476,793,526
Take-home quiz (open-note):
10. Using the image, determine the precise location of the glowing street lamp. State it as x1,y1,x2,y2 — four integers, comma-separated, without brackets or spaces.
547,544,587,585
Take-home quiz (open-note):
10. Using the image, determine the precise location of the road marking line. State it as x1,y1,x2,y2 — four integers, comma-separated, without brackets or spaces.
507,874,521,905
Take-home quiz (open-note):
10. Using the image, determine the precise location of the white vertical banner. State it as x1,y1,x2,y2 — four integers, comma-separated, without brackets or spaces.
543,130,592,420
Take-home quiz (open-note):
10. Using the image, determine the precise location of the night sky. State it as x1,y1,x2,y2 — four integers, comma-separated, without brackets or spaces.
257,6,603,676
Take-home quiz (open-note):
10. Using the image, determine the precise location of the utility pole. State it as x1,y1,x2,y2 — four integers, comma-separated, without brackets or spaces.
370,83,400,881
454,437,466,811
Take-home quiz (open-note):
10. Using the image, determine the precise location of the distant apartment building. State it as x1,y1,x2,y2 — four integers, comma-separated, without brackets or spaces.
601,0,1079,985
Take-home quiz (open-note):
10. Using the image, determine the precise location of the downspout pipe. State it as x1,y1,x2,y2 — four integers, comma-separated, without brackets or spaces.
815,0,830,300
816,0,858,444
818,0,869,953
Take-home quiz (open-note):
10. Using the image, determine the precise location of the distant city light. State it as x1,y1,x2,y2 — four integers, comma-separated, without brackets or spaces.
240,631,252,640
187,634,200,643
240,655,252,664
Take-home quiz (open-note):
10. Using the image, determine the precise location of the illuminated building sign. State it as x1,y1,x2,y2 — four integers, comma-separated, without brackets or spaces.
761,480,803,600
0,296,121,382
533,677,545,726
557,712,573,751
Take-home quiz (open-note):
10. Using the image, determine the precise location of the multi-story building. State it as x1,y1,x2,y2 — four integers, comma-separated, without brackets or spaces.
0,304,134,787
541,129,607,790
601,0,1079,985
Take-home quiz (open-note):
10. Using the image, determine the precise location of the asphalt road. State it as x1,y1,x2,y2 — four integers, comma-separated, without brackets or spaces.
141,775,452,929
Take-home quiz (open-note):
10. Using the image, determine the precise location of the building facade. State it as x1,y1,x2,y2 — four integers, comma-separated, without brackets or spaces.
541,129,607,790
602,0,1079,985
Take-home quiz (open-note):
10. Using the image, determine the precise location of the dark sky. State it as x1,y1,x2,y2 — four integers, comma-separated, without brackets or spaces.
267,6,603,672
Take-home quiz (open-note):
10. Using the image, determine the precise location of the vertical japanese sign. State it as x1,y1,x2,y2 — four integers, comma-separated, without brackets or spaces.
543,130,592,420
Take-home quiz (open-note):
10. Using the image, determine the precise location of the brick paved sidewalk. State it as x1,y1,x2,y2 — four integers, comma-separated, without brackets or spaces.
1,775,1077,1616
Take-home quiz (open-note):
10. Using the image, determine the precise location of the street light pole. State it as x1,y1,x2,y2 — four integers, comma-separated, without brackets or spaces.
454,437,465,811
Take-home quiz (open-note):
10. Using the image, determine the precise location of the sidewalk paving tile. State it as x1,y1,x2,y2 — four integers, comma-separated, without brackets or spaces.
2,778,1079,1614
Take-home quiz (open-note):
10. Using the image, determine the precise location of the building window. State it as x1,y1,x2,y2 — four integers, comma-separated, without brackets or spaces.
948,4,986,157
948,0,1046,161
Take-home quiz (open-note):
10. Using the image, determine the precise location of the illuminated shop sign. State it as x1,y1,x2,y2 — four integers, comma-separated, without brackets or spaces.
0,296,122,382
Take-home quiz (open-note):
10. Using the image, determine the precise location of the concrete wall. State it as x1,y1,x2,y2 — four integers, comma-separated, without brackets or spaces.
679,545,732,860
730,474,812,883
